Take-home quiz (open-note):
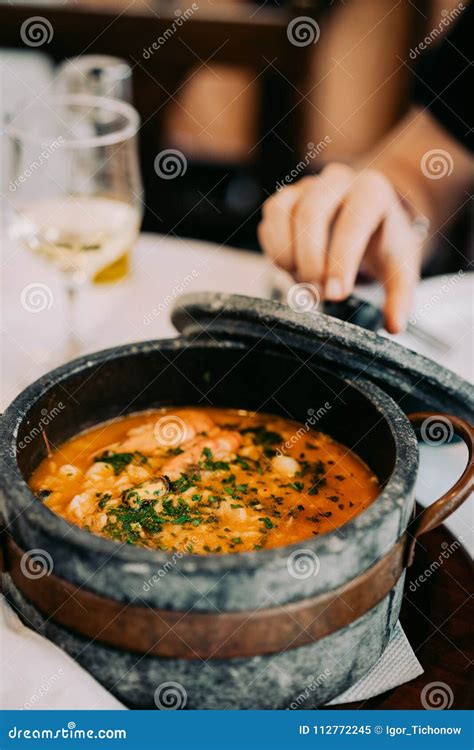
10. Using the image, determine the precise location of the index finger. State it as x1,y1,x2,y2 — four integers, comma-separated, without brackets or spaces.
293,164,354,286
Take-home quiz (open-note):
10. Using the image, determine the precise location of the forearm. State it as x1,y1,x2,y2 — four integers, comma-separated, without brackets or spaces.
357,106,473,232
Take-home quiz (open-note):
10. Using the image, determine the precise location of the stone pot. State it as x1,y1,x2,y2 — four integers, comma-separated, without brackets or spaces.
0,293,472,709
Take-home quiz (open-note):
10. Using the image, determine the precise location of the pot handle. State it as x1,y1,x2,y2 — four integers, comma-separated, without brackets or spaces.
406,412,473,565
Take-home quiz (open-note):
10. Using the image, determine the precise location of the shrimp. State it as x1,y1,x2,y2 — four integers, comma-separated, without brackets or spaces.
162,432,242,479
68,492,95,520
176,410,216,437
85,461,115,481
107,409,216,455
58,464,82,479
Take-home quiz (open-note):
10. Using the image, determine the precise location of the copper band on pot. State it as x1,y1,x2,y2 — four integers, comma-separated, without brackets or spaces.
4,412,471,659
2,534,407,659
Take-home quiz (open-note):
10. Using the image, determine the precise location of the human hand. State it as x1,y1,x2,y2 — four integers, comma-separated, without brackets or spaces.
258,164,426,333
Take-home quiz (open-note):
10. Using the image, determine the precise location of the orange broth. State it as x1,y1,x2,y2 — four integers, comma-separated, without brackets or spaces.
29,407,380,554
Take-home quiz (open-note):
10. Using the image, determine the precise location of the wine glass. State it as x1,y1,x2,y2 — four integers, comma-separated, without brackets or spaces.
6,94,143,359
55,55,133,103
55,57,135,285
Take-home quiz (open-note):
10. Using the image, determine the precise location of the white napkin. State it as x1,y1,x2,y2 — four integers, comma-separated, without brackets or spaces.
1,594,421,709
0,595,124,710
328,621,423,704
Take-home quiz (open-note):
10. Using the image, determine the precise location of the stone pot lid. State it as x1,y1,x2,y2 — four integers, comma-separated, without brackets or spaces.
171,292,473,421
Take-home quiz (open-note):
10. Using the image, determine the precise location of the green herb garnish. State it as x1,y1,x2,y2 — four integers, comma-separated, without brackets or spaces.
241,427,282,446
95,451,148,476
200,448,230,472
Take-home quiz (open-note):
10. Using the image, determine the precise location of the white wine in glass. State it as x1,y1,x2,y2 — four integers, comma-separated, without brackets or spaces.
13,195,140,279
7,94,143,359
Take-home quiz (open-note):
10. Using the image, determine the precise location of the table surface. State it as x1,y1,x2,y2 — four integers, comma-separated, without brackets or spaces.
2,232,472,551
1,232,473,710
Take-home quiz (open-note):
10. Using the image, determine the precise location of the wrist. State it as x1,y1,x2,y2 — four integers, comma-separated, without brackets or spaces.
397,196,431,244
362,158,435,261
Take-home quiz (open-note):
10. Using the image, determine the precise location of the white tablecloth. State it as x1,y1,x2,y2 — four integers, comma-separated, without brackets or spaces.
1,233,472,710
1,233,269,406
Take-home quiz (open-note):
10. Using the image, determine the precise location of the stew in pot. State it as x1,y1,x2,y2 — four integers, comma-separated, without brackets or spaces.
29,407,380,554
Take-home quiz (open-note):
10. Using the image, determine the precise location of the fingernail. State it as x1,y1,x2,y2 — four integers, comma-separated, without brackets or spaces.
396,311,408,333
387,310,407,334
325,278,344,300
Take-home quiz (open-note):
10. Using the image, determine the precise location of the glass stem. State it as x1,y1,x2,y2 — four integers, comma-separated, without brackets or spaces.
65,281,81,361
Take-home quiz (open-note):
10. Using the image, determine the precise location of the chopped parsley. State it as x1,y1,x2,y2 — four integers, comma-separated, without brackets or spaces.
169,446,184,455
170,474,197,493
289,481,304,491
104,503,164,543
98,493,111,509
234,456,250,470
200,448,230,472
241,427,283,446
95,451,148,476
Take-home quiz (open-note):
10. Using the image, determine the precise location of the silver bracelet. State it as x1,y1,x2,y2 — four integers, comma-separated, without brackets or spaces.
399,197,431,241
